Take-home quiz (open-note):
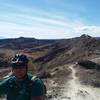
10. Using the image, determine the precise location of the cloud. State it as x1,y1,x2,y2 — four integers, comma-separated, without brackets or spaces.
0,15,100,39
76,26,100,36
0,0,100,38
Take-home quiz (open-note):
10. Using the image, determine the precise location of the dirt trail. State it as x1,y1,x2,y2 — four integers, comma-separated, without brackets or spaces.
54,64,100,100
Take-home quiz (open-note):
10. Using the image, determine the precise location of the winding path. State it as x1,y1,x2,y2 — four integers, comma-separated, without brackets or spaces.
57,64,100,100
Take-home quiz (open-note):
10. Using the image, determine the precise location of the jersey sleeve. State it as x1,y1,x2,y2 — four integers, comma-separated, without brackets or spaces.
31,78,44,96
0,78,9,95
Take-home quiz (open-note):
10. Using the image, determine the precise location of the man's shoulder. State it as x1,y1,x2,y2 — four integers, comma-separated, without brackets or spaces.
0,76,15,85
27,74,46,97
28,75,46,96
4,76,16,85
27,74,44,86
8,76,16,82
33,77,43,85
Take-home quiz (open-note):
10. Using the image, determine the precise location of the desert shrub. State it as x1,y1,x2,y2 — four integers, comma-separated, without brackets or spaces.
78,60,100,69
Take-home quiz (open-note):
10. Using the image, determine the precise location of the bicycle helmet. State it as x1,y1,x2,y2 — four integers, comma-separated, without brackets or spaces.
11,54,29,68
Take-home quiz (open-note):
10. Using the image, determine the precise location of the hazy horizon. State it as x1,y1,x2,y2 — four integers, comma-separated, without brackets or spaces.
0,34,100,40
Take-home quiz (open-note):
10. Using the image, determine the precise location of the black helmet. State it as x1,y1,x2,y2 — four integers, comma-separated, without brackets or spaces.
11,54,29,68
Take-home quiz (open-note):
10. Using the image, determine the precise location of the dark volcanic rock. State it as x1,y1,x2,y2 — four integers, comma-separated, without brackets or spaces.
78,60,100,70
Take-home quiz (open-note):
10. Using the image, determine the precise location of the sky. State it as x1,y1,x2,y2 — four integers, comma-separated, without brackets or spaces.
0,0,100,39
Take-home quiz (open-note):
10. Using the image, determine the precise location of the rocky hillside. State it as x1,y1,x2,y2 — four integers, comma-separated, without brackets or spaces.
33,34,100,72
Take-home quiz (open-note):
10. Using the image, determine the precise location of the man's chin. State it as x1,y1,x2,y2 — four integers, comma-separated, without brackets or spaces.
16,74,27,80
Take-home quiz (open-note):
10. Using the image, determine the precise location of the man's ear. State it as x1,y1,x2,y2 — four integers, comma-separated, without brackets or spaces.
11,69,14,74
10,70,13,75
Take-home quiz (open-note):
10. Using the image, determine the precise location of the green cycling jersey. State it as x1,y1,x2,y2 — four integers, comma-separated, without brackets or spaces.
0,74,45,100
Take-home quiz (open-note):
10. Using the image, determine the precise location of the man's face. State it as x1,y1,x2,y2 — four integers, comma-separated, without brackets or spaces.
12,66,27,79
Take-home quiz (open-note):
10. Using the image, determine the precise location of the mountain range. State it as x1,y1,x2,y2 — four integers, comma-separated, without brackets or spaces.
0,34,100,73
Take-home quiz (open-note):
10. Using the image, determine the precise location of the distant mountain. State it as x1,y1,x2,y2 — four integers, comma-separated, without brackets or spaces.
95,37,100,40
0,37,57,49
0,36,6,39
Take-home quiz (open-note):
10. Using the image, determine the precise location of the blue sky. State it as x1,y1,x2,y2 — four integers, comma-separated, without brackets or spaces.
0,0,100,39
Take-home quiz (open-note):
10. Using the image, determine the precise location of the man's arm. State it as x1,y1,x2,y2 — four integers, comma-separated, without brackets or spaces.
0,78,8,95
31,79,45,100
